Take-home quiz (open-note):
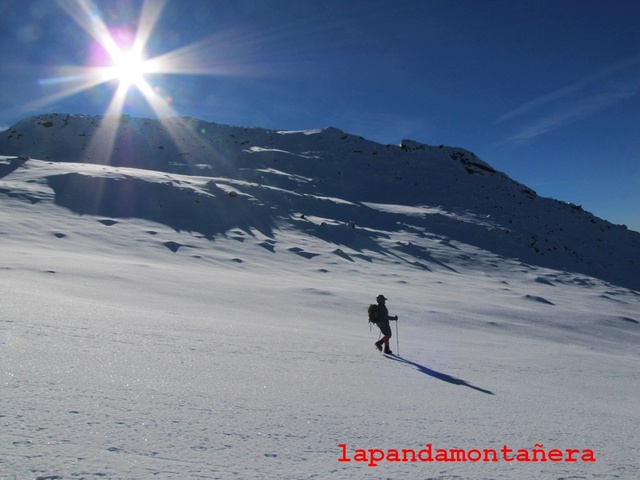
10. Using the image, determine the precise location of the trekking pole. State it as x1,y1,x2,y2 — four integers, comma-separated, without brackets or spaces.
395,316,400,356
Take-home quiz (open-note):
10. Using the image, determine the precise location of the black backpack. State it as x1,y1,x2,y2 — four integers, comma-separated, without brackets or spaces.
367,304,380,324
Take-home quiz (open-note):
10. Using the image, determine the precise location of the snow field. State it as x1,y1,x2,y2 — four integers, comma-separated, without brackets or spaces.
1,195,638,479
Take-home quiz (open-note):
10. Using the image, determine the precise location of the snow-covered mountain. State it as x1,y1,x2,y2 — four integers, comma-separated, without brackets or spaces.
1,113,638,290
1,113,639,479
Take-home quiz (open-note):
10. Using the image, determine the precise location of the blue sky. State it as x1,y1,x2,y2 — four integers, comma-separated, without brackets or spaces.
1,0,638,231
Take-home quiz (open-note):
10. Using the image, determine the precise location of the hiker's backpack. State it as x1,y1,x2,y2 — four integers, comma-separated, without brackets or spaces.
368,304,380,324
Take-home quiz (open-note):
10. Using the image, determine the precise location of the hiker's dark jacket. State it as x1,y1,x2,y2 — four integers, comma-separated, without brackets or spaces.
376,304,394,337
377,304,392,327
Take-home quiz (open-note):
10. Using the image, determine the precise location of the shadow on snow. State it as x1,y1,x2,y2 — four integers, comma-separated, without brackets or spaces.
385,354,494,395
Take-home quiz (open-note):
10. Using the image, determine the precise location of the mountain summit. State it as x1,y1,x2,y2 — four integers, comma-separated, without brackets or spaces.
1,113,638,290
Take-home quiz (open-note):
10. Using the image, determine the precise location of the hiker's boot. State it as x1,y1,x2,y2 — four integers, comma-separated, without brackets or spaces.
384,348,393,355
374,340,384,352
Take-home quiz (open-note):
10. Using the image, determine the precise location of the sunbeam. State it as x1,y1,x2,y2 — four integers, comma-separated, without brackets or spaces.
32,67,111,109
55,0,162,100
45,0,233,167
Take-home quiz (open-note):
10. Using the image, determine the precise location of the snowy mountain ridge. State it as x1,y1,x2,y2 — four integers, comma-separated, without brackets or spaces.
1,112,638,291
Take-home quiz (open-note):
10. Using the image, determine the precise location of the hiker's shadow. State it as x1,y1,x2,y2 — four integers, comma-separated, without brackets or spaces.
386,355,494,395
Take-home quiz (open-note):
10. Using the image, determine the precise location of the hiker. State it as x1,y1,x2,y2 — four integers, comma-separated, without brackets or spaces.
373,294,398,354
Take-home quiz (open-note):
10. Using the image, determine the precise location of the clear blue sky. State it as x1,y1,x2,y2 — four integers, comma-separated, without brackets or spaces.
1,0,638,231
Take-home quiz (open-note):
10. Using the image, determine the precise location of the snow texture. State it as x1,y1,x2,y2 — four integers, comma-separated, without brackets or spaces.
1,114,639,479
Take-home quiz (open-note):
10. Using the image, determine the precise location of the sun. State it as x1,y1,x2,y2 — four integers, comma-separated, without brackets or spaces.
36,0,241,165
111,50,149,87
50,0,167,102
43,0,237,118
104,47,158,90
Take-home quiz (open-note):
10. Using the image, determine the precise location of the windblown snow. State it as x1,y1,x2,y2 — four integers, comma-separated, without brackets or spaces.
1,114,638,479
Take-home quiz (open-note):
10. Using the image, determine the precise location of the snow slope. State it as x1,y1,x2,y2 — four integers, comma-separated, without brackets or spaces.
1,114,639,479
1,113,638,291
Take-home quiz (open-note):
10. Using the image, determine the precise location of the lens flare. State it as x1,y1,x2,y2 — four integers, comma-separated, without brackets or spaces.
38,0,232,165
103,49,152,87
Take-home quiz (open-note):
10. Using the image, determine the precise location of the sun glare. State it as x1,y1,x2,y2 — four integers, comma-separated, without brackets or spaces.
113,50,145,86
44,0,238,115
105,48,157,89
37,0,238,165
